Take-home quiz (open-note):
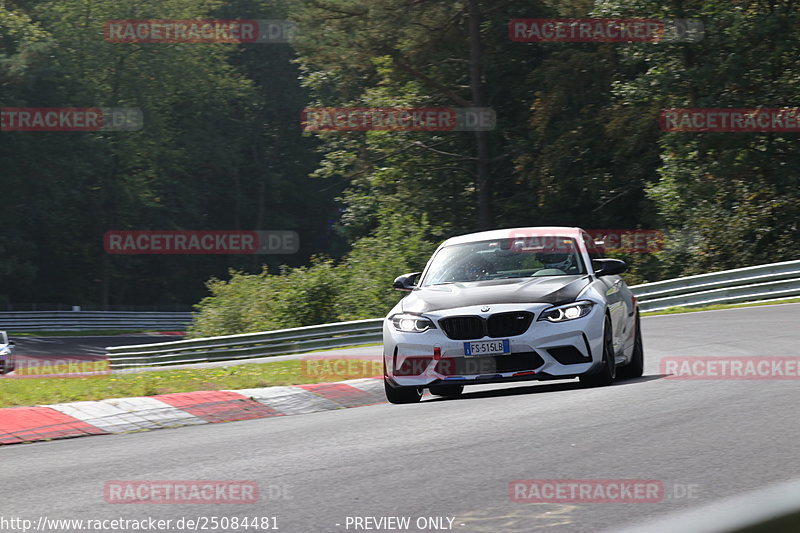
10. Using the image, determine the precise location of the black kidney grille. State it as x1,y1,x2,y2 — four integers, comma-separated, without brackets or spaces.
439,312,533,340
439,316,485,340
487,312,533,337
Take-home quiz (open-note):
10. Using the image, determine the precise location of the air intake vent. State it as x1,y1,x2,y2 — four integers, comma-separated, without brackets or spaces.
547,346,589,365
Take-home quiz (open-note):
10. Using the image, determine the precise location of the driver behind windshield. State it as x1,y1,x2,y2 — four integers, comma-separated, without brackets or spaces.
422,237,585,285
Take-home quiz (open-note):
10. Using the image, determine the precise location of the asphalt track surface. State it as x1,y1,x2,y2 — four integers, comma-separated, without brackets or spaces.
2,304,800,533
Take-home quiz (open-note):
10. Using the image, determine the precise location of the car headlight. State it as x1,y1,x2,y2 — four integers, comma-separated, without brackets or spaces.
0,348,9,356
538,301,594,322
391,313,436,333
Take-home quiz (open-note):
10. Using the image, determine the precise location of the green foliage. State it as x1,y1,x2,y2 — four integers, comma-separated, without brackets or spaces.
0,0,337,308
188,213,437,335
189,258,342,336
336,212,438,319
600,0,800,274
4,0,799,321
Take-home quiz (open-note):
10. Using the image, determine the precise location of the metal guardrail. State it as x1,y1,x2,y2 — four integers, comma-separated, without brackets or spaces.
106,260,800,368
0,311,193,332
107,318,383,368
631,259,800,312
0,304,192,312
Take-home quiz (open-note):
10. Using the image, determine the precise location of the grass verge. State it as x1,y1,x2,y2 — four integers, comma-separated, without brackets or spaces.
642,297,800,316
5,300,797,408
0,358,382,408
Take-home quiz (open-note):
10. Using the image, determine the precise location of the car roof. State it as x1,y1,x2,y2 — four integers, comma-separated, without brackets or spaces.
440,227,585,247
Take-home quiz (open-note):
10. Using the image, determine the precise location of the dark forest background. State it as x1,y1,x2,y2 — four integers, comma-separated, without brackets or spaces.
2,0,798,331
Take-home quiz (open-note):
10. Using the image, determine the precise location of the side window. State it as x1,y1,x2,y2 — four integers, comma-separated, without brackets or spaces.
582,232,605,263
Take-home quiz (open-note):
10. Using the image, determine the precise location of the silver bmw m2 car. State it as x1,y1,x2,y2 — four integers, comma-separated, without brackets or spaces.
383,227,643,403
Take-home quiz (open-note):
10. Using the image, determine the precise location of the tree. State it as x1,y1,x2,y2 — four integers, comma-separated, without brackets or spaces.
599,0,800,274
291,0,553,237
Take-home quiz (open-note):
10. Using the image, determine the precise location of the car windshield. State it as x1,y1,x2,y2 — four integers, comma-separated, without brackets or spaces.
421,236,586,285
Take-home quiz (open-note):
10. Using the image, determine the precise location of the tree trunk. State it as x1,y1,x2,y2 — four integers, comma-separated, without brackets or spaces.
468,0,492,229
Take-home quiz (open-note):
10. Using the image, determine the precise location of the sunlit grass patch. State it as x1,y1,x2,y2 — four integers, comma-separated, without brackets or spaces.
0,358,380,408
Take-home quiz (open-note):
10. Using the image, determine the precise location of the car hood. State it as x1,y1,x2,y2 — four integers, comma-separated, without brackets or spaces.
402,275,592,314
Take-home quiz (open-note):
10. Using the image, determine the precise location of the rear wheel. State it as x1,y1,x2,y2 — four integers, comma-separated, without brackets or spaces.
617,312,644,380
580,316,616,387
429,384,464,398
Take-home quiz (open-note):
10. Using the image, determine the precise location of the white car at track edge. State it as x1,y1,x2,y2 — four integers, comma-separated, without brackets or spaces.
0,330,16,374
383,227,643,403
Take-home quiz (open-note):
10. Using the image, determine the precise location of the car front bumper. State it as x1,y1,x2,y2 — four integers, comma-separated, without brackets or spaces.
383,302,606,388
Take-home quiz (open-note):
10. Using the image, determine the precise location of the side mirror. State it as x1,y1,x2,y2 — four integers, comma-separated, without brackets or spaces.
393,272,421,291
8,341,14,346
592,258,628,277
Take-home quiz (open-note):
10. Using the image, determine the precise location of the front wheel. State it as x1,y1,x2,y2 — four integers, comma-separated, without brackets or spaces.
580,315,616,387
384,378,423,404
617,312,644,380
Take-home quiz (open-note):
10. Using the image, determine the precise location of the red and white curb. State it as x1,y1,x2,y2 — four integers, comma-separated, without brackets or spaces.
0,378,385,445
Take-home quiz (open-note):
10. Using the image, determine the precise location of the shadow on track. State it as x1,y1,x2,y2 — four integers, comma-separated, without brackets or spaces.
423,374,668,402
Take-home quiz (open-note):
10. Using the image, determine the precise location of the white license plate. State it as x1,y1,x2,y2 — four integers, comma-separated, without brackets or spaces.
464,339,510,356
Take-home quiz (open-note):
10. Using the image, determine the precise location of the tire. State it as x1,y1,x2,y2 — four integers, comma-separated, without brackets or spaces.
429,384,464,398
617,312,644,380
384,377,423,404
580,315,616,387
